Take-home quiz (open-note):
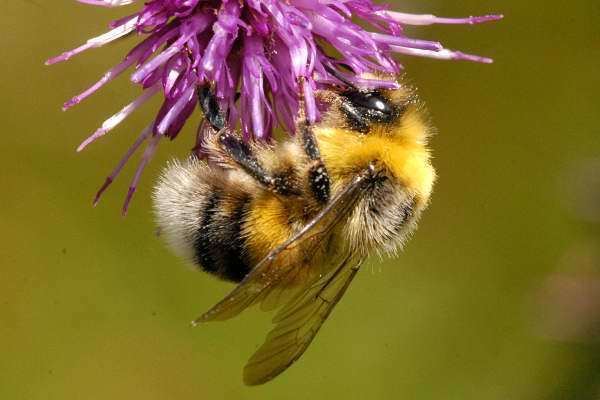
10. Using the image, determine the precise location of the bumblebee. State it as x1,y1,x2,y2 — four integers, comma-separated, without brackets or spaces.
153,73,435,385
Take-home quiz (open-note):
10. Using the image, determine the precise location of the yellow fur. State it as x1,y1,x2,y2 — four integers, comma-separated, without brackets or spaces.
316,121,435,199
243,194,293,264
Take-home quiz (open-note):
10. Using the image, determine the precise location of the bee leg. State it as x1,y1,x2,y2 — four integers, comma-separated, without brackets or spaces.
296,78,331,204
300,121,331,203
217,131,301,197
197,85,226,131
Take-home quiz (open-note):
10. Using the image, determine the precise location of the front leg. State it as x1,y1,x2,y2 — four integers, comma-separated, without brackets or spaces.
299,121,330,204
296,78,331,204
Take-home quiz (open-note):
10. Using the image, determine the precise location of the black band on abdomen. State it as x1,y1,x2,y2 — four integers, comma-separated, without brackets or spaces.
193,192,252,283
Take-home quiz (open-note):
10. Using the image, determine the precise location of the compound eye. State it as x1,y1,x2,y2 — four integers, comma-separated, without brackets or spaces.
341,90,396,127
355,92,392,115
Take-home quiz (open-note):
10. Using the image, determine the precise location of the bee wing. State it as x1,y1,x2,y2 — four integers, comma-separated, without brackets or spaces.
193,168,372,324
243,254,364,385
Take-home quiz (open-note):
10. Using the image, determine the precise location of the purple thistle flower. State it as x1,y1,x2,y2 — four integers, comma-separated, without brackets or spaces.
47,0,501,214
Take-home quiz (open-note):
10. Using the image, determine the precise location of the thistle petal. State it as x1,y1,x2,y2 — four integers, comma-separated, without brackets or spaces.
48,0,501,211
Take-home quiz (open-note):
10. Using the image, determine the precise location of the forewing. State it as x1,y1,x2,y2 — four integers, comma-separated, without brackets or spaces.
243,255,364,385
193,168,372,324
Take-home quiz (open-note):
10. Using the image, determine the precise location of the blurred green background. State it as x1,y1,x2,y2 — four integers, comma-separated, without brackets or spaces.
2,0,600,399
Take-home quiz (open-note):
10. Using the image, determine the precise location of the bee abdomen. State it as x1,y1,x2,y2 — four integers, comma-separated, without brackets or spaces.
193,192,252,282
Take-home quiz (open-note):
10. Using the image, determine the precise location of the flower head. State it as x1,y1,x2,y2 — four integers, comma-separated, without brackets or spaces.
47,0,501,213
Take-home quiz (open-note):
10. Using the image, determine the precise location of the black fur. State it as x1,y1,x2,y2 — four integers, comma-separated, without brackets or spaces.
194,192,220,273
194,192,252,282
218,198,252,282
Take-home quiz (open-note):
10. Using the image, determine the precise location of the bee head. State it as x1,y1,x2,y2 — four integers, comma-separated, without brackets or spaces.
319,72,427,141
